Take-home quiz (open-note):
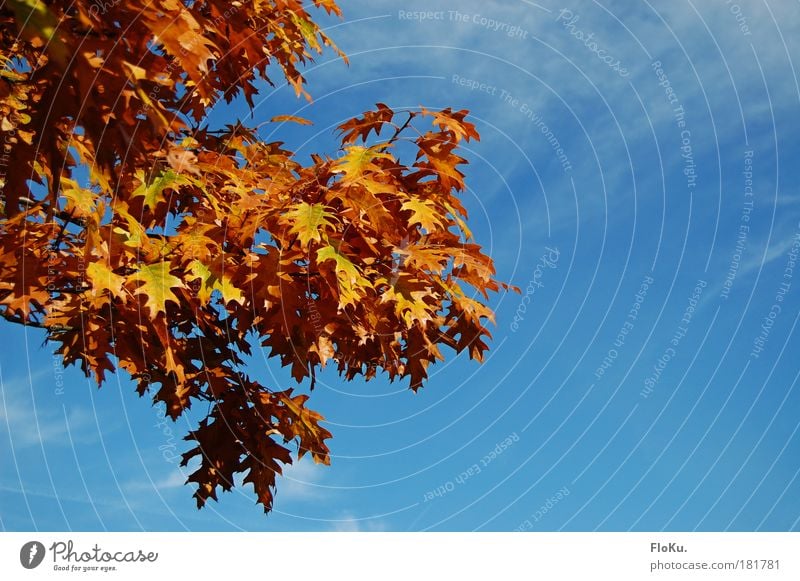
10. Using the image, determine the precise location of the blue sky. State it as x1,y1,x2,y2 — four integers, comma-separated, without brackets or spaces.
2,0,800,531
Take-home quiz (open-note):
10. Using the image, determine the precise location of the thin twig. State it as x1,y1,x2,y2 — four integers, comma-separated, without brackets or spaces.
381,112,414,150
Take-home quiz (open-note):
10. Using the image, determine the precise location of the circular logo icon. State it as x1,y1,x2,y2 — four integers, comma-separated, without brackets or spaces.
19,541,46,569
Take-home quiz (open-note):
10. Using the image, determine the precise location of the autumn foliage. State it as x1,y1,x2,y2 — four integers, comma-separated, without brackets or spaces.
0,0,511,512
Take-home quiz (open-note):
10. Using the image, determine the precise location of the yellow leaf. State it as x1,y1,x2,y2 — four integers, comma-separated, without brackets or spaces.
127,262,184,318
379,278,435,326
112,204,150,251
61,178,96,217
270,115,313,125
121,61,149,82
401,199,444,232
188,259,244,305
421,107,480,143
86,262,126,299
289,13,321,51
132,169,191,210
445,202,473,240
70,138,112,193
332,145,394,183
281,202,335,249
397,244,450,273
317,245,369,308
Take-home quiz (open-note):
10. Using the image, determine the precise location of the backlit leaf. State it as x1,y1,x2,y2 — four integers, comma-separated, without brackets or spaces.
127,262,184,318
188,259,244,305
0,1,513,516
281,202,336,249
401,199,444,231
131,169,192,210
317,244,369,308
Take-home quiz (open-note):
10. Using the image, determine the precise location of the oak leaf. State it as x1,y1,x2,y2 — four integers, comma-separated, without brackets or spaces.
127,262,184,318
0,0,517,515
281,202,336,249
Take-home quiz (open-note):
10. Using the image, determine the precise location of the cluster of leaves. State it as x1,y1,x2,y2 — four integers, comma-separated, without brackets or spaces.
0,0,512,512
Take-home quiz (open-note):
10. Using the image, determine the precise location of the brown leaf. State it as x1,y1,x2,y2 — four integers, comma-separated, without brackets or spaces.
0,2,516,516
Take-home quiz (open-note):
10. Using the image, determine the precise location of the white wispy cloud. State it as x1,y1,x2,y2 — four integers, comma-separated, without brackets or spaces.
124,469,188,493
329,512,389,532
0,374,96,448
275,458,329,502
290,0,800,267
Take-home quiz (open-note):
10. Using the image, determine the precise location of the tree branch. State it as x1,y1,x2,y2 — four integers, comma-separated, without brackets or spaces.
381,112,414,151
0,311,47,328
